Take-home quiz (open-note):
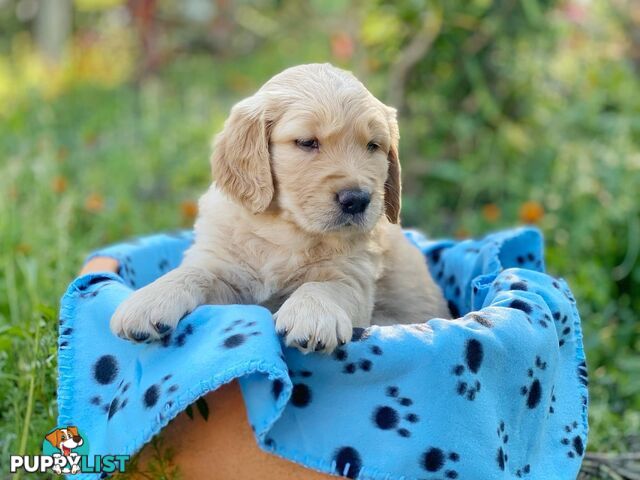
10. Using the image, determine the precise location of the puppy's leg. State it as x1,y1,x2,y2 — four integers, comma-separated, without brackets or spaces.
275,269,374,353
110,265,238,342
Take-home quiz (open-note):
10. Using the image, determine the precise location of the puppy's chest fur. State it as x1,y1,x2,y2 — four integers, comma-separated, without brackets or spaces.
233,228,383,311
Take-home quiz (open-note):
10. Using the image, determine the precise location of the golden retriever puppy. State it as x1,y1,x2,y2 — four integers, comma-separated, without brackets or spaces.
110,63,450,353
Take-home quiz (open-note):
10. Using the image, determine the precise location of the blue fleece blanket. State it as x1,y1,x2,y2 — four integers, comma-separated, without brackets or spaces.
58,227,588,479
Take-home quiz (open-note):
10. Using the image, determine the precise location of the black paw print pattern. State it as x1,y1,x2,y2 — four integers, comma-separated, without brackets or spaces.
561,422,585,459
426,246,449,288
118,255,137,288
434,265,445,285
520,356,547,409
90,394,110,415
516,464,532,478
447,300,460,319
173,323,195,347
332,446,362,479
146,374,181,422
441,245,484,318
552,311,572,347
333,343,383,374
93,355,119,386
76,275,114,301
452,339,484,401
284,369,313,408
159,322,197,348
548,385,556,414
89,364,180,422
496,421,510,471
515,251,542,270
104,378,135,420
552,279,577,304
538,313,551,329
220,319,261,349
59,326,72,348
495,421,532,477
420,447,460,479
89,380,129,419
271,379,285,402
508,299,534,324
445,273,463,318
371,386,420,438
577,360,588,387
157,258,170,274
491,275,552,329
79,285,107,300
426,245,447,269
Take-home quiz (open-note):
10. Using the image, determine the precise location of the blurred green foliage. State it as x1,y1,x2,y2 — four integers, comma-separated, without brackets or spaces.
0,0,639,476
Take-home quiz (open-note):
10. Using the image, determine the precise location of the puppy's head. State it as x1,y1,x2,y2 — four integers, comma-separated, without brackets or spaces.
211,63,401,233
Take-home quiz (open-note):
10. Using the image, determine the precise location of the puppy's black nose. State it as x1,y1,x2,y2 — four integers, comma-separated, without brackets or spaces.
73,435,82,443
337,189,370,215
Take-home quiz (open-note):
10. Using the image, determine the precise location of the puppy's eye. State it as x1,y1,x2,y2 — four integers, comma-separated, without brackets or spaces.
295,138,319,151
367,141,380,152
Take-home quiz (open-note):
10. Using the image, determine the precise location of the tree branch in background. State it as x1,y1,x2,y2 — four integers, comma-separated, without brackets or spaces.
387,9,443,112
35,0,72,64
609,0,640,74
127,0,159,79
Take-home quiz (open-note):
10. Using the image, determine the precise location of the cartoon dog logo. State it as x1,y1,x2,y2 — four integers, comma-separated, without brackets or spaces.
45,426,84,474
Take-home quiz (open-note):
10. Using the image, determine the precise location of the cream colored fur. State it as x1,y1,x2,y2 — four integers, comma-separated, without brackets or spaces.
110,63,450,353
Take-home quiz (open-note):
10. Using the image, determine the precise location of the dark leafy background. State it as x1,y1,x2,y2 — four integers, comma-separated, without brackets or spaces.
0,0,638,477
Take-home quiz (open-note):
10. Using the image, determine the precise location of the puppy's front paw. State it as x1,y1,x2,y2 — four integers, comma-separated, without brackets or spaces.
275,292,352,354
110,286,191,342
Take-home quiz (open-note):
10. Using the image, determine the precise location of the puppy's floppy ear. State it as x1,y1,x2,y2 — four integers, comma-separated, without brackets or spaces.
45,429,62,447
68,426,79,437
384,107,401,224
211,93,274,213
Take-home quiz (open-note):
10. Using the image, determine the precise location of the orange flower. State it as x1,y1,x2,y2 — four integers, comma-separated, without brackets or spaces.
181,200,198,220
84,132,99,147
52,175,68,193
331,32,355,62
519,201,544,224
228,74,252,93
16,243,32,254
482,203,501,222
366,57,382,72
455,227,470,239
56,147,69,162
84,193,105,213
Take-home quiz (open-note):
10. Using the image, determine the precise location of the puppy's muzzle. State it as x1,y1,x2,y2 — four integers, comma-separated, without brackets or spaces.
337,189,370,215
